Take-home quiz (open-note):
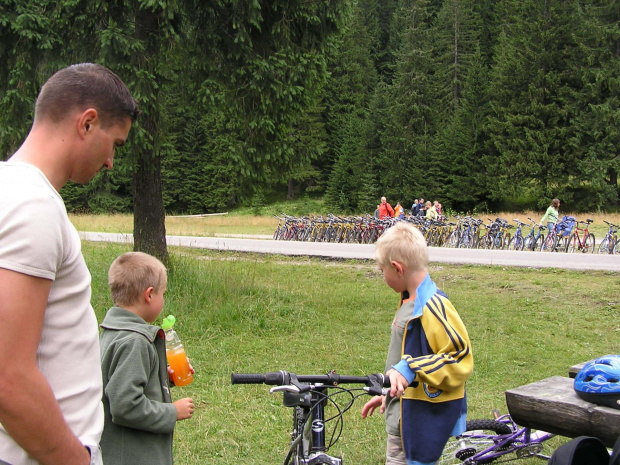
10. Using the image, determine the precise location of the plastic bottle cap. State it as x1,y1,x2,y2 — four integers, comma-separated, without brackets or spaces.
161,315,176,330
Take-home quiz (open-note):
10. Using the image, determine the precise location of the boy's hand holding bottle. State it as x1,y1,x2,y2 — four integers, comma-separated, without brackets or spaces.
162,315,194,386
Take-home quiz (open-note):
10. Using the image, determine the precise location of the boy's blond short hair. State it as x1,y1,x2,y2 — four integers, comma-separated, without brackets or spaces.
108,252,167,307
374,222,428,271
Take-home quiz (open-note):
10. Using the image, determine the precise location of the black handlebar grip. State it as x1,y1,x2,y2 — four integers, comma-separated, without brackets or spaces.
264,372,286,385
231,373,266,384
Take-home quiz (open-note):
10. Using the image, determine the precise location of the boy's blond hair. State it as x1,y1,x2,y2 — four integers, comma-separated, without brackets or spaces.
374,222,428,271
108,252,167,307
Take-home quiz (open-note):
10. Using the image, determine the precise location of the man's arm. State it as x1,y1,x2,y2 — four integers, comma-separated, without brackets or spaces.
0,269,90,465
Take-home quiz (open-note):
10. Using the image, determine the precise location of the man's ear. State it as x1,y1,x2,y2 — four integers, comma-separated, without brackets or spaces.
77,108,98,139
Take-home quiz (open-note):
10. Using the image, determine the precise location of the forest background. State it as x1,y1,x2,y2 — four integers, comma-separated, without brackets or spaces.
1,0,619,259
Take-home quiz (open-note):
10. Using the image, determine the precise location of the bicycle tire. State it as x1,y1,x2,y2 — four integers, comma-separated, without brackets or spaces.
458,234,472,249
534,234,545,251
598,237,611,254
583,233,595,253
541,232,557,252
614,240,620,255
439,420,512,465
335,228,344,243
478,235,492,250
447,231,460,248
507,235,522,251
284,407,307,465
565,233,578,253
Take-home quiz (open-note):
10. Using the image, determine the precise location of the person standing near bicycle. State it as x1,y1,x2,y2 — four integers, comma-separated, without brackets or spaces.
394,202,405,219
0,63,138,465
361,222,473,465
539,198,561,232
378,196,395,219
424,201,438,220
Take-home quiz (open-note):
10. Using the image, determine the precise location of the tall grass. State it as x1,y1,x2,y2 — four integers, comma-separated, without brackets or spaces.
84,242,620,465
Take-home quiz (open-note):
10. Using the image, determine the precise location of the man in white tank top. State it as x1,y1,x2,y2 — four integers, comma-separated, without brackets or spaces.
0,64,138,465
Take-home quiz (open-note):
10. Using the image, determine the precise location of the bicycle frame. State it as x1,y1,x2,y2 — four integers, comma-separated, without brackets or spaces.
442,413,555,464
565,219,594,253
523,219,545,251
285,386,339,465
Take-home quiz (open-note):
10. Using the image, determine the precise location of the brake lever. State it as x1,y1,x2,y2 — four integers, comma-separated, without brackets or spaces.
270,373,312,394
270,385,300,394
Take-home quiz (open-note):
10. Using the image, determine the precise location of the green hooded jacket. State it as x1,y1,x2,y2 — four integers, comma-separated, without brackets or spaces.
100,307,178,465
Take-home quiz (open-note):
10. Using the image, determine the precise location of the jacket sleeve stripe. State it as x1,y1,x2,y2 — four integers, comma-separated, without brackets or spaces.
403,296,471,374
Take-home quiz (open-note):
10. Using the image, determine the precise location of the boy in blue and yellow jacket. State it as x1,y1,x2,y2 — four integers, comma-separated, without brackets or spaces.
362,222,473,465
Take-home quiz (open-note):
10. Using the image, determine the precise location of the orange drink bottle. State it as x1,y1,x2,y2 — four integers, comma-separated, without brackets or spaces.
161,315,193,386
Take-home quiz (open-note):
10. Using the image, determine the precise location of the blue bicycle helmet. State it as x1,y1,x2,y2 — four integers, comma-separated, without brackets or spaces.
574,355,620,409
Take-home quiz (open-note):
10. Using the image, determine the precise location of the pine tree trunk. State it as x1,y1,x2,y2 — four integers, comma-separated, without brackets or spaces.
287,178,295,199
132,6,169,263
133,119,168,263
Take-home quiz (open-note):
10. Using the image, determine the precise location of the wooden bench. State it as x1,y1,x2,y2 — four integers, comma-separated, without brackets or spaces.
505,375,620,448
569,361,588,379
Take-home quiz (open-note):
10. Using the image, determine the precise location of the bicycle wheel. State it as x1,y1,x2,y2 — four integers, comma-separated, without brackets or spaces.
285,407,309,465
478,234,492,250
491,234,502,250
439,420,512,465
583,233,595,253
534,234,545,251
541,232,557,252
447,231,460,248
458,234,472,249
565,233,578,253
507,235,522,251
598,237,611,254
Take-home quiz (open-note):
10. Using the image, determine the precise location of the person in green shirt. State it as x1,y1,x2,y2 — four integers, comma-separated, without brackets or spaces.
540,198,561,232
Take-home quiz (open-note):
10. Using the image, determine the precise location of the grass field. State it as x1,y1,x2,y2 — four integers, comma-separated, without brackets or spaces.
82,236,620,464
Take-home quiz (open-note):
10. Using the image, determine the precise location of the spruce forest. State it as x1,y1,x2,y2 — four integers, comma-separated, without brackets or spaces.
2,0,619,218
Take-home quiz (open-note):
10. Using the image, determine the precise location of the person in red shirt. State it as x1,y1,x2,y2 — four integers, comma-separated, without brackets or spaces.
378,197,395,219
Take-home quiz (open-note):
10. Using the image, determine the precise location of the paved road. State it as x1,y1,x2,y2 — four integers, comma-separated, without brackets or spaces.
80,232,619,271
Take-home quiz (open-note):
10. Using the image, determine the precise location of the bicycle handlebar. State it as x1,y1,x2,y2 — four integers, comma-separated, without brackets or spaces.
231,370,390,388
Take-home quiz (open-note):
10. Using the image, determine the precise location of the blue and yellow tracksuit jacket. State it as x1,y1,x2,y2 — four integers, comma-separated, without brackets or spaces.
389,274,473,465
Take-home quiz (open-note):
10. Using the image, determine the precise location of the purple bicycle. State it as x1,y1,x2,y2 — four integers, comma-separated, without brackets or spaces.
439,410,557,464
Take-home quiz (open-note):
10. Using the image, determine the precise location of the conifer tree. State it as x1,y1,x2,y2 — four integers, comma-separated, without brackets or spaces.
324,1,379,211
379,0,436,201
486,0,588,208
569,0,620,209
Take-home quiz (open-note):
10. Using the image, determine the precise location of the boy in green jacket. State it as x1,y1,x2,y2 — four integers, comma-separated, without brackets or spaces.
100,252,194,465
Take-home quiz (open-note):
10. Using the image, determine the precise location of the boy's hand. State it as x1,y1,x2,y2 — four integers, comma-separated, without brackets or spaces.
168,358,195,385
386,369,409,398
361,395,386,419
173,397,195,421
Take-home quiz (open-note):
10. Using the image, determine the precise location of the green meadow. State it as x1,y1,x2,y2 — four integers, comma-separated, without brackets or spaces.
83,239,620,464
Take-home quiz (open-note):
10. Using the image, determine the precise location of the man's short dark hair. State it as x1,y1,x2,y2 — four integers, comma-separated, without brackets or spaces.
34,63,139,127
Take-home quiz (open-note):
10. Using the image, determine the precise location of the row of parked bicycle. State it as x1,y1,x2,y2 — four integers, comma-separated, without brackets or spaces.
273,213,620,254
